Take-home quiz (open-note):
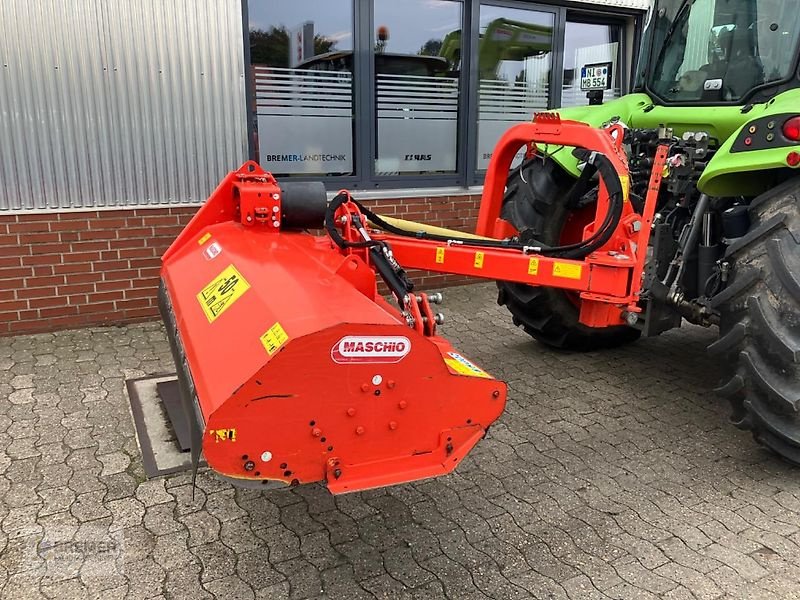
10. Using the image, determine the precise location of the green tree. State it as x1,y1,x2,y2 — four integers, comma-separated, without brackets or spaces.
250,25,338,67
418,39,443,56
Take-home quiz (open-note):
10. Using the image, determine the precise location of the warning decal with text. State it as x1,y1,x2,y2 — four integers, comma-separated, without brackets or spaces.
260,322,289,355
197,264,251,323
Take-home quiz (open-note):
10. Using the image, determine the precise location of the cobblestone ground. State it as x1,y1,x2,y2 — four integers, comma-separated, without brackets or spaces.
2,283,800,599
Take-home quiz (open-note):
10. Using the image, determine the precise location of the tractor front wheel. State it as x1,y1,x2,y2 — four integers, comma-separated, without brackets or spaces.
711,176,800,464
497,157,641,351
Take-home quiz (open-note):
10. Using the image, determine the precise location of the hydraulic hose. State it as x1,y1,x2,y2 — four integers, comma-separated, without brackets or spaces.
326,154,626,261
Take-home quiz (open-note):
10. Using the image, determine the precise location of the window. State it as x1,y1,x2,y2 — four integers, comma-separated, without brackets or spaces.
475,4,554,171
373,0,462,176
246,1,640,188
248,0,355,176
561,21,623,107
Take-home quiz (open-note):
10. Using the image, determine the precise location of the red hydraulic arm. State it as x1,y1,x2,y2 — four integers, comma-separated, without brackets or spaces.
336,114,669,329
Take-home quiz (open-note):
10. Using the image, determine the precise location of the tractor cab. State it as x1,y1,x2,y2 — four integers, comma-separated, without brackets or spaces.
640,0,800,104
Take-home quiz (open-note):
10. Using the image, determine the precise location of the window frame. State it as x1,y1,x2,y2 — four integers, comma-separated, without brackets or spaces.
242,0,641,191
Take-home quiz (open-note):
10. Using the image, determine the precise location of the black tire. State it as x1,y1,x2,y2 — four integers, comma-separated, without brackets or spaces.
709,176,800,463
497,157,641,351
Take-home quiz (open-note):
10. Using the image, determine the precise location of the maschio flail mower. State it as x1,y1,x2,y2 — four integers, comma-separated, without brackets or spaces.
159,104,799,493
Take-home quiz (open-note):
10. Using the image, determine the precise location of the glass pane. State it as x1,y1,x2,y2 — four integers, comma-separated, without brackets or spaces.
648,0,800,103
373,0,462,176
476,5,554,171
561,21,622,108
249,1,354,176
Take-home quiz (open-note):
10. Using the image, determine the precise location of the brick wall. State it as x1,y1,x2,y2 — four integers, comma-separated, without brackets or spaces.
0,193,481,335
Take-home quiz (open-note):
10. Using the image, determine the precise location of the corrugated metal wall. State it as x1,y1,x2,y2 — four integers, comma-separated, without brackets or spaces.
0,0,248,211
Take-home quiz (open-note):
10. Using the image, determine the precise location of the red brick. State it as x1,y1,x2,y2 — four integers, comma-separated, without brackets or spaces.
32,265,54,276
30,242,67,255
125,216,145,227
24,275,65,287
58,283,94,295
129,258,160,270
117,227,154,240
16,214,51,222
0,234,20,247
138,267,160,279
123,307,158,320
96,280,132,292
70,240,110,252
53,263,88,275
78,301,115,315
0,266,34,280
115,297,151,310
99,260,129,271
99,250,119,260
67,272,103,285
78,230,115,241
116,247,155,260
62,251,100,264
0,299,28,312
49,220,89,232
88,290,124,303
0,290,14,302
22,254,63,266
103,269,138,281
89,218,127,230
17,286,57,300
124,287,155,300
59,211,98,220
134,208,171,217
9,315,78,333
20,232,60,244
149,224,184,237
7,221,51,234
0,257,22,268
145,216,179,226
0,245,29,258
39,305,80,318
109,239,146,252
29,296,67,309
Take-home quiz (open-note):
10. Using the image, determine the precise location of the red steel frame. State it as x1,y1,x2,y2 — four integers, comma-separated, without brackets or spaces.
337,115,669,329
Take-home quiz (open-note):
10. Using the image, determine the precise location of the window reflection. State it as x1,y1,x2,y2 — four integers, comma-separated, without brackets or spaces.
476,5,554,171
561,21,622,107
249,1,355,176
373,0,462,176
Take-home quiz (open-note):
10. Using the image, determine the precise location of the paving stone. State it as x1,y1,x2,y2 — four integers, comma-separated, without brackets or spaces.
3,283,800,599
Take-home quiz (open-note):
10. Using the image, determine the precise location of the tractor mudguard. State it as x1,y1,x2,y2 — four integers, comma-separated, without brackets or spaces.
697,89,800,196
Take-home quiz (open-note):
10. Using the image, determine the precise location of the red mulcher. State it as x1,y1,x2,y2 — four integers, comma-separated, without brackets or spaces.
159,115,668,493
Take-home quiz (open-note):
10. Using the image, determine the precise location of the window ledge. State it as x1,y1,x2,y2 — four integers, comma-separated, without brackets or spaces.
330,186,484,201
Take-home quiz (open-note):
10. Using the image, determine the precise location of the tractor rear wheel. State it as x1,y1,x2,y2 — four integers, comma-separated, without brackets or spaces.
710,176,800,464
497,157,641,350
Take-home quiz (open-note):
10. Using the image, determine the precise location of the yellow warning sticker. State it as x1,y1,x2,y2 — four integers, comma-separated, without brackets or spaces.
528,258,539,276
444,352,491,378
436,247,446,264
552,262,582,280
208,428,236,442
474,252,484,269
198,232,212,245
197,264,251,323
260,322,289,355
619,175,630,203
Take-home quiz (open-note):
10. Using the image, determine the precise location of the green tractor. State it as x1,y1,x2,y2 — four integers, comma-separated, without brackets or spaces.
499,0,800,462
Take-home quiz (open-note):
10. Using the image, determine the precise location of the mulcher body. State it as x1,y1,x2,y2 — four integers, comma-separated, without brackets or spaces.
159,167,507,494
